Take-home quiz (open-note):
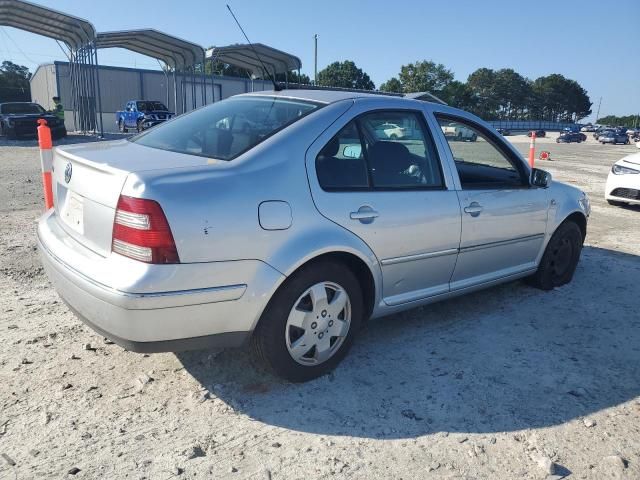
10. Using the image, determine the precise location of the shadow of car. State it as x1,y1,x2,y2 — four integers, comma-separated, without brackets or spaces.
176,245,640,439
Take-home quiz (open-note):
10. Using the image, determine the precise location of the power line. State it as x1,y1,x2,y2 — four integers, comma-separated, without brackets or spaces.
0,27,38,64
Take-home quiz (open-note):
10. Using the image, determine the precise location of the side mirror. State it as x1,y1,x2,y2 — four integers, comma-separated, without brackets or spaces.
531,168,552,188
343,145,362,159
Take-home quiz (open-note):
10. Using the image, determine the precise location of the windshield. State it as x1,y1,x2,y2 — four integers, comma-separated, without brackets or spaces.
137,101,168,111
1,103,45,115
132,96,321,160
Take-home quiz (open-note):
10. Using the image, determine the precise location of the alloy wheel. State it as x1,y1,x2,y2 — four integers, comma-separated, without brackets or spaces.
285,281,351,366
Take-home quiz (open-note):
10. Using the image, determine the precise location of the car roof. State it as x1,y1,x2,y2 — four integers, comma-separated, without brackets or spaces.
240,88,401,104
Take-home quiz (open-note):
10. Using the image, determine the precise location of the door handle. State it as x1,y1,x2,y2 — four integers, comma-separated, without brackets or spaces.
463,202,483,217
350,206,379,223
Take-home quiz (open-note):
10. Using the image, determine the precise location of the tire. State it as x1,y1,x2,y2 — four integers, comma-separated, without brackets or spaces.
607,199,625,206
470,133,477,142
457,132,463,141
136,121,144,133
389,134,398,140
252,260,364,382
118,120,127,133
526,221,583,291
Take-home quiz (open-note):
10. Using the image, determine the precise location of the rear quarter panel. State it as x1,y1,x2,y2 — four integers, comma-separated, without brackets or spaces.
121,99,375,275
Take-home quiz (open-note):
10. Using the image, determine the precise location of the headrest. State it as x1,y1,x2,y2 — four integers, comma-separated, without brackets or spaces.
368,141,411,172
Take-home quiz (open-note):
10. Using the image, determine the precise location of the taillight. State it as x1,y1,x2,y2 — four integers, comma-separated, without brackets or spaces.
112,195,180,264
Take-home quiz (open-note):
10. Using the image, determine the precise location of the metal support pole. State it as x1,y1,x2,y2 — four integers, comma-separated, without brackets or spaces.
314,34,318,85
173,68,178,115
93,45,104,137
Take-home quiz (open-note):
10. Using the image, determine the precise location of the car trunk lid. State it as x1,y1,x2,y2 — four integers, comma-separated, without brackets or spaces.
51,139,215,257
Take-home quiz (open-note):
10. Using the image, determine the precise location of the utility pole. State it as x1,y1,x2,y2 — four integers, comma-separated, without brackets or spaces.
595,96,602,123
314,34,318,86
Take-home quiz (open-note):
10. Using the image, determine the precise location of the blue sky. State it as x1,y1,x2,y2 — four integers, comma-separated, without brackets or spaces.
1,0,638,121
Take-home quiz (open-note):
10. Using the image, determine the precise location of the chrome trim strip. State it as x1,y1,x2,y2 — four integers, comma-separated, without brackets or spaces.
459,233,545,253
381,248,459,266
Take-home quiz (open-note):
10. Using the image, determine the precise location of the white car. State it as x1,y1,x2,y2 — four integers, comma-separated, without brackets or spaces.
605,147,640,206
375,122,406,139
441,122,478,141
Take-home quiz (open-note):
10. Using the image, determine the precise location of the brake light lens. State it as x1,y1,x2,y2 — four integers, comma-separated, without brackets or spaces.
112,195,179,264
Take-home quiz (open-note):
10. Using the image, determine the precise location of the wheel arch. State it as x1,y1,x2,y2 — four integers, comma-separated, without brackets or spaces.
564,211,587,242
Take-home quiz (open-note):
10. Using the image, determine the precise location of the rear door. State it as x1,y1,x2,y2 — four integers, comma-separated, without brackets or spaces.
432,113,549,290
306,104,461,306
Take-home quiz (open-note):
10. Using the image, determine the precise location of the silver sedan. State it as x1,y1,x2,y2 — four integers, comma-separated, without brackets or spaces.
38,89,591,382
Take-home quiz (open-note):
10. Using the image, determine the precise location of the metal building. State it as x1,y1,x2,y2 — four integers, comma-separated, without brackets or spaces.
30,62,274,133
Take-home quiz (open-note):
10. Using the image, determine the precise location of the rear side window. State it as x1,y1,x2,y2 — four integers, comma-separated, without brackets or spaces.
316,121,369,190
316,110,444,191
132,96,321,161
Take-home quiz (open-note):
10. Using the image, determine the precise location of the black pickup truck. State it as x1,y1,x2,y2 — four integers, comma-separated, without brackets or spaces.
0,102,67,139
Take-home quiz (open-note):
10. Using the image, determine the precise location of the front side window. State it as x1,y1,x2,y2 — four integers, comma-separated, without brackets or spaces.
132,96,321,161
436,116,527,189
316,110,444,190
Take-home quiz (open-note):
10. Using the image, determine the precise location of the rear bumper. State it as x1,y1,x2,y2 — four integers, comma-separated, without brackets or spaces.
37,210,285,352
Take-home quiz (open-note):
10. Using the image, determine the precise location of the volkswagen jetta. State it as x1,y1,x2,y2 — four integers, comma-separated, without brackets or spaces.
38,89,590,382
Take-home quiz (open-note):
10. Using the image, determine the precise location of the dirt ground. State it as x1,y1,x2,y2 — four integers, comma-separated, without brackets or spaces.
1,132,639,480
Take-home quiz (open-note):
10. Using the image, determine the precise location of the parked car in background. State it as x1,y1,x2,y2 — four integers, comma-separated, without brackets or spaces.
38,90,590,382
527,130,546,138
496,128,512,136
0,102,67,139
441,121,477,141
116,100,173,133
594,127,614,140
557,132,584,143
600,131,630,144
581,125,596,132
374,122,406,140
605,148,640,206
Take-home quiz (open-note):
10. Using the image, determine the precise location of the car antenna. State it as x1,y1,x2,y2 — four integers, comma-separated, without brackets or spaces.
226,4,282,91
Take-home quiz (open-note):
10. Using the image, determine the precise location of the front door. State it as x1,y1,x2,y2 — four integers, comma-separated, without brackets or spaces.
434,115,549,290
307,109,461,306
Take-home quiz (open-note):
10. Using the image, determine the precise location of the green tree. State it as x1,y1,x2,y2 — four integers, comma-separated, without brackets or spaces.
379,77,403,93
397,60,453,94
0,60,31,102
439,80,477,111
532,74,591,122
317,60,375,90
492,69,534,120
596,115,639,128
466,68,500,119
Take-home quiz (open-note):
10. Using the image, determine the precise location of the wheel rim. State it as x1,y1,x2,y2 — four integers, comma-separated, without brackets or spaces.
548,237,573,278
285,281,351,366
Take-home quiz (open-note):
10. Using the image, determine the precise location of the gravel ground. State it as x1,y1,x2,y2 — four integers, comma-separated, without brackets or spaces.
1,133,639,480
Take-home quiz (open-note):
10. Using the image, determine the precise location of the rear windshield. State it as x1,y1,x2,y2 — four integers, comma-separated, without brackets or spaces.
1,103,45,114
131,96,321,160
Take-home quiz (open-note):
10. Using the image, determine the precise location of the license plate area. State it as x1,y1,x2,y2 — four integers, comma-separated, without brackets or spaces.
61,192,84,234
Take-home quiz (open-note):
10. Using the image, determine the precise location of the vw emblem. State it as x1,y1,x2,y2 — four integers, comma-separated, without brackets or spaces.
64,162,72,184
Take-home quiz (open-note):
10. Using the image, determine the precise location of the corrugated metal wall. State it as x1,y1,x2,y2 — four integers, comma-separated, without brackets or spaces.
29,62,274,133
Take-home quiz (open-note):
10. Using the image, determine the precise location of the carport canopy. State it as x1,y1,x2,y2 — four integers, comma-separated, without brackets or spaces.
0,0,95,49
206,43,302,78
96,29,205,69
